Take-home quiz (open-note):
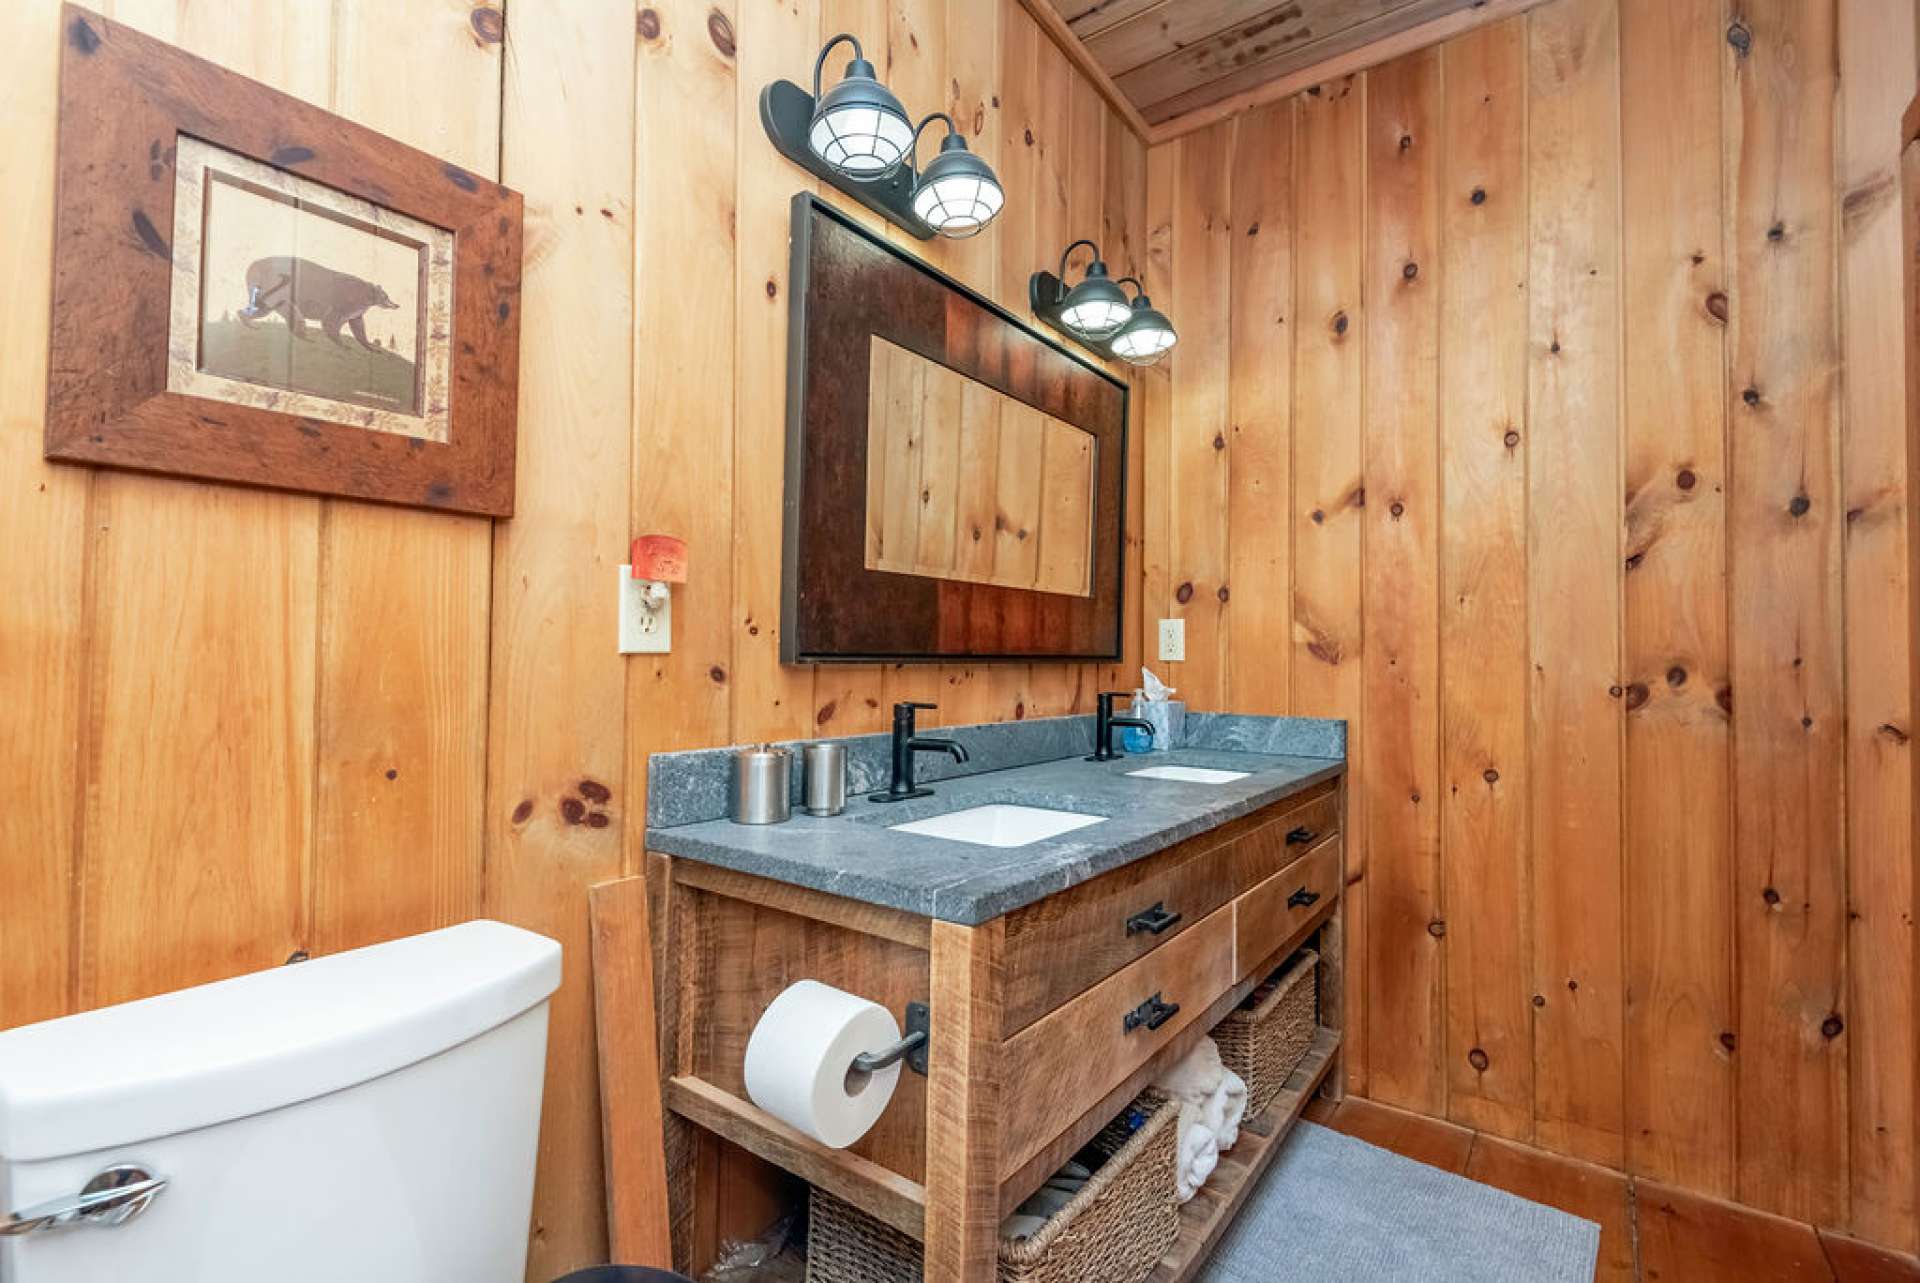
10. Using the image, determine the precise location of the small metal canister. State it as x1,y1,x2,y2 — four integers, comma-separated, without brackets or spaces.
802,742,848,817
729,746,792,825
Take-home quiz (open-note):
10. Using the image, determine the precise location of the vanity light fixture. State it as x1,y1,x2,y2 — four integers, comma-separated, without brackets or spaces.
907,114,1004,239
761,36,1004,241
805,35,914,177
1030,246,1179,365
1050,241,1133,339
1108,278,1179,365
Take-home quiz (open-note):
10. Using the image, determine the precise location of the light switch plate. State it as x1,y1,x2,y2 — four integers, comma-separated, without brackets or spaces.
619,566,672,654
1157,618,1186,663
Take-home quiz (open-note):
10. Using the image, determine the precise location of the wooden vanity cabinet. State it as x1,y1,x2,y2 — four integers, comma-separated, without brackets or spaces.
643,775,1347,1282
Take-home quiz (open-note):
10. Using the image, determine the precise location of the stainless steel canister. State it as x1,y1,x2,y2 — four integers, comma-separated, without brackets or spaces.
729,745,792,825
802,741,848,817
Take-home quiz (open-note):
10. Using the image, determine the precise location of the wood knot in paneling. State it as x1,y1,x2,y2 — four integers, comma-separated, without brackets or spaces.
708,9,735,57
469,5,505,45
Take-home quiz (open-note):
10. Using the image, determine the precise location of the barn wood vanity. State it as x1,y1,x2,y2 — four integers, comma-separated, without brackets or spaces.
635,720,1347,1282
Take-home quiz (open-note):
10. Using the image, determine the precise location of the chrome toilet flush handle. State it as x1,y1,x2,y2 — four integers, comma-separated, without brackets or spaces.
1,1165,168,1237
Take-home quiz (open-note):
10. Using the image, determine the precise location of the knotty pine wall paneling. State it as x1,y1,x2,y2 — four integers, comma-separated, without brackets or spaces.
1434,15,1534,1144
1726,0,1848,1228
1143,0,1918,1251
1361,44,1444,1117
0,0,1149,1276
1838,0,1918,1250
313,0,497,966
493,0,637,1274
1619,0,1736,1199
1292,74,1369,1096
631,0,736,799
1164,120,1233,711
0,0,83,1037
1225,100,1294,720
1523,0,1624,1170
76,0,333,1015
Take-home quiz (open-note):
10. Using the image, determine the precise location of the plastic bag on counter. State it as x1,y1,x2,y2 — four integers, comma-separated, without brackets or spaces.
1125,667,1183,752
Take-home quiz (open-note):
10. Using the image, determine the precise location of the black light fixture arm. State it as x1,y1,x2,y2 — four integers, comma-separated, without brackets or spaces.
1115,275,1144,297
1058,238,1103,281
906,111,959,169
811,33,864,98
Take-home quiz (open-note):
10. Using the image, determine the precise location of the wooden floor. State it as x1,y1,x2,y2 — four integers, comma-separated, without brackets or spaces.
1303,1098,1920,1283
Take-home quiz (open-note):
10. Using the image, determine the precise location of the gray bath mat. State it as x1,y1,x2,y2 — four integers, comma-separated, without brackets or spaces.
1197,1122,1600,1283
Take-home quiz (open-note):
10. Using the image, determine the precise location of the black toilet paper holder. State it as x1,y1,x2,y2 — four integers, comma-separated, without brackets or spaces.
851,1002,930,1077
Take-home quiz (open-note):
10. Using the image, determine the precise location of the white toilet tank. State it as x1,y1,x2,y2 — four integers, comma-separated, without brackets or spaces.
0,920,562,1283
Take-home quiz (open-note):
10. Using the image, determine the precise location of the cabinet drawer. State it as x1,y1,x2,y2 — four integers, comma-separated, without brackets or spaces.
998,902,1237,1181
999,783,1339,1035
1234,836,1342,978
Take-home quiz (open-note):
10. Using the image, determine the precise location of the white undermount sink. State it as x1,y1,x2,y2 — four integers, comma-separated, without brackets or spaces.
890,803,1105,849
1126,765,1251,784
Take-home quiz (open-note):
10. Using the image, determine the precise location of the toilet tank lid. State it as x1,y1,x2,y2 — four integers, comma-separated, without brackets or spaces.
0,920,561,1162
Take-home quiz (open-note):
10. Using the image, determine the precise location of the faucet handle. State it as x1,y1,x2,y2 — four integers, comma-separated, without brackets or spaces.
892,701,936,732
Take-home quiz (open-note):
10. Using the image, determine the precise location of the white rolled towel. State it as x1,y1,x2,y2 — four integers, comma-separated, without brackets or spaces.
1173,1100,1221,1202
1000,1213,1049,1241
1213,1069,1249,1150
1158,1036,1227,1103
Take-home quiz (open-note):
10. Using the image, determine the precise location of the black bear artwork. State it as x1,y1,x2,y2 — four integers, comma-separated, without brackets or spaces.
239,255,400,350
202,252,420,414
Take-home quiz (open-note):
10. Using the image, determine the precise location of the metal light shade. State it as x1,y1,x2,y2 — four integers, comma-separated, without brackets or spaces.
910,134,1005,238
807,55,915,176
1109,295,1178,364
1059,260,1133,339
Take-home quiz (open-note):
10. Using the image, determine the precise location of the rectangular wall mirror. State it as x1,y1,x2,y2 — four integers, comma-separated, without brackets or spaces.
782,196,1128,663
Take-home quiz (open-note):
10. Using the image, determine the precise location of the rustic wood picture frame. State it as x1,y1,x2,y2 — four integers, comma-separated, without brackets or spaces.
781,195,1129,664
44,5,523,516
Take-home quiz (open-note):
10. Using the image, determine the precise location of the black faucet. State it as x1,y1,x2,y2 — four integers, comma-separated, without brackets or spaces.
869,702,970,802
1088,691,1154,761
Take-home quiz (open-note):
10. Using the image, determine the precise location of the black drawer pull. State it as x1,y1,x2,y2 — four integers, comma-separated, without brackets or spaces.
1286,826,1317,846
1288,886,1321,909
1123,992,1181,1034
1125,902,1183,936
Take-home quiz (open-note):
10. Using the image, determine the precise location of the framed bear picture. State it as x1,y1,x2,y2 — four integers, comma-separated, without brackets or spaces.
44,5,523,516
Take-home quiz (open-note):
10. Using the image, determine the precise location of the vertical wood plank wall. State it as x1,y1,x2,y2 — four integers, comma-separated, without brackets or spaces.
1144,0,1918,1250
0,0,1142,1276
3,0,1914,1267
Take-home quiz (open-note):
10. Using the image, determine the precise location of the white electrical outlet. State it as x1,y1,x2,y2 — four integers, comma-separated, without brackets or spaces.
1157,618,1186,662
618,566,672,655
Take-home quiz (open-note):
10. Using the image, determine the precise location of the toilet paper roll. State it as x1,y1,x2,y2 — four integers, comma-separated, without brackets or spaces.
743,980,903,1149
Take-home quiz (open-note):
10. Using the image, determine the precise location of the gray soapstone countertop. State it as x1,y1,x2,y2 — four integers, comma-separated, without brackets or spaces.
646,747,1344,924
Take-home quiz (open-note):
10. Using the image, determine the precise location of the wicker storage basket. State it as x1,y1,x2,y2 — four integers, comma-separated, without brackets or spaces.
806,1094,1181,1283
1215,949,1319,1115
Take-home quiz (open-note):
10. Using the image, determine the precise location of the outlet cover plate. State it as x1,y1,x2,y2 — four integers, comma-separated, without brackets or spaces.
619,566,672,654
1157,618,1185,663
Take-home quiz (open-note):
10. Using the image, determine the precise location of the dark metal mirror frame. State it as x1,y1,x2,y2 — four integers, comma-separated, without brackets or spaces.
780,194,1129,664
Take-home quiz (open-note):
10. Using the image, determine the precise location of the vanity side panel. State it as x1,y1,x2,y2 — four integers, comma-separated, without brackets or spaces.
684,885,933,1183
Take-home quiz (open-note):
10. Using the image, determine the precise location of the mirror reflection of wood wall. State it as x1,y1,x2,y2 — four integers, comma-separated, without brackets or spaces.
865,337,1095,598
